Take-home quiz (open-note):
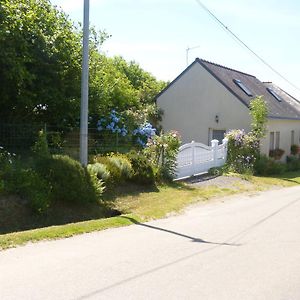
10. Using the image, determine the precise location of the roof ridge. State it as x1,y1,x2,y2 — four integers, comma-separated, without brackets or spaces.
196,58,256,78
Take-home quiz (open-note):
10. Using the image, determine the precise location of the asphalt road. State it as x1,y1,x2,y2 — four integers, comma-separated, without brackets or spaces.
1,186,300,300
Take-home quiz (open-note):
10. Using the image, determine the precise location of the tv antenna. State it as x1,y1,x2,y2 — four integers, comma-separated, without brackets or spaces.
186,45,200,66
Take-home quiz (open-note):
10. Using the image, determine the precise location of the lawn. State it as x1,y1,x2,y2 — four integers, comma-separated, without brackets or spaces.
1,171,300,250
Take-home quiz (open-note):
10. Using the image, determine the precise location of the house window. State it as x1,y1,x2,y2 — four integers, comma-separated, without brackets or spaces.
270,131,280,151
212,129,226,144
270,132,275,150
233,79,253,96
291,130,295,145
267,87,282,102
275,131,280,149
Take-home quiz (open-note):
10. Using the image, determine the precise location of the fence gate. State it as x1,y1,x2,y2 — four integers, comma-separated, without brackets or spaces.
176,139,228,179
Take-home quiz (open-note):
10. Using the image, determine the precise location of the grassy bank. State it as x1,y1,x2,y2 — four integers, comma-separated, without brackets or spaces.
1,171,300,250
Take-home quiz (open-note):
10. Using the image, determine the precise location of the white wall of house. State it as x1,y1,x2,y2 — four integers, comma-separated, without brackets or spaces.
261,119,300,160
157,62,251,145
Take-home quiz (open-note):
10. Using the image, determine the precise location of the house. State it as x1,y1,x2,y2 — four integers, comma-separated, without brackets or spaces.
156,58,300,159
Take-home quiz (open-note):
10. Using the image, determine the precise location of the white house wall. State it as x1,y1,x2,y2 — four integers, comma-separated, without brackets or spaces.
260,119,300,160
157,62,251,144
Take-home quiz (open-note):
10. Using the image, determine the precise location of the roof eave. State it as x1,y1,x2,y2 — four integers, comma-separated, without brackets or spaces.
197,59,250,109
268,115,300,121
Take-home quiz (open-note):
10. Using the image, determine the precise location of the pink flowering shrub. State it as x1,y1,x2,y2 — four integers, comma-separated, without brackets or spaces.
225,97,268,174
143,130,181,180
225,129,259,174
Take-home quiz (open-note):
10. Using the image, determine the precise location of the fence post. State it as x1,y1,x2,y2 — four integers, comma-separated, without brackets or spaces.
191,140,195,176
222,138,228,161
211,139,219,167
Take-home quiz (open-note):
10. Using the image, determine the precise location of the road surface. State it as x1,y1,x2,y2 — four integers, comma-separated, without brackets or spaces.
1,186,300,299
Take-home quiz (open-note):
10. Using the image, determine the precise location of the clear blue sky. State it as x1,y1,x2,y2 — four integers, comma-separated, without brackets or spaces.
51,0,300,99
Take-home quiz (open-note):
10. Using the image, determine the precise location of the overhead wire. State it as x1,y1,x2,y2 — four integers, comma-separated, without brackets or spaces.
194,0,300,93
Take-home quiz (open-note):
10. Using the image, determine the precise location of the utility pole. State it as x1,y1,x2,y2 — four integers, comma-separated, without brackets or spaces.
186,45,200,66
80,0,90,166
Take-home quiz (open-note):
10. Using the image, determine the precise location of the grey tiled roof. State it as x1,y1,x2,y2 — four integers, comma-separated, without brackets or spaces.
198,58,300,120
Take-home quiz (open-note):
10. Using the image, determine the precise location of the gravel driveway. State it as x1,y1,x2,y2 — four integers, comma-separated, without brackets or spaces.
184,174,253,189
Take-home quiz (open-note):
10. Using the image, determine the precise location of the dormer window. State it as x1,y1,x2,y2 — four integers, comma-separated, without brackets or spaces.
233,79,253,96
267,87,282,102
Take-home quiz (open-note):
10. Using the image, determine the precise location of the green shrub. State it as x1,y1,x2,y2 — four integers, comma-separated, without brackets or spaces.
254,155,286,175
269,148,285,160
35,155,101,203
108,154,133,179
5,167,51,214
286,155,300,171
290,144,299,156
87,163,111,182
208,167,223,176
0,146,15,179
126,151,155,185
31,130,50,158
225,96,267,174
225,129,258,174
143,130,181,180
88,172,106,198
93,156,122,184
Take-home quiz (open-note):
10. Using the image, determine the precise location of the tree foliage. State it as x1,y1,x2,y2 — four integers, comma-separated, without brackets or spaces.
249,96,268,139
0,0,166,128
0,0,82,125
225,96,268,174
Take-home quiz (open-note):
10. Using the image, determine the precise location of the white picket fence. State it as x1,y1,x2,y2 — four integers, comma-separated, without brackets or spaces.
176,139,228,179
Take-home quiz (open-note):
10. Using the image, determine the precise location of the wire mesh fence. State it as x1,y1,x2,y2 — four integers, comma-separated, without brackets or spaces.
0,123,138,160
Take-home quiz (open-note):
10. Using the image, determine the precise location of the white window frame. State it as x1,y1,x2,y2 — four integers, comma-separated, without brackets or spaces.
269,132,275,151
291,130,295,146
275,131,280,149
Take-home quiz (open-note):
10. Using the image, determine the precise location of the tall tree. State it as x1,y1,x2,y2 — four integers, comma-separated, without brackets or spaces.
0,0,82,126
0,0,166,129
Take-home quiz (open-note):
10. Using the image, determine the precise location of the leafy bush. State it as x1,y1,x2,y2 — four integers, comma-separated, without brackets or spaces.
286,155,300,171
132,122,156,147
249,96,268,139
0,146,15,179
97,110,128,136
290,144,299,156
126,151,155,185
254,155,286,175
143,130,181,180
93,156,122,184
269,148,285,160
5,167,51,214
226,97,267,175
93,154,133,183
35,155,101,203
88,172,106,197
225,129,258,174
87,163,111,182
31,130,50,158
108,154,133,179
208,167,224,176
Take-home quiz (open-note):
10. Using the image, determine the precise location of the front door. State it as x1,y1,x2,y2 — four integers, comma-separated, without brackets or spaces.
212,129,226,144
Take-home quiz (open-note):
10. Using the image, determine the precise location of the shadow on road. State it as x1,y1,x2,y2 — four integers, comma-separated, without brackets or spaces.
76,218,239,300
76,196,300,300
122,216,238,246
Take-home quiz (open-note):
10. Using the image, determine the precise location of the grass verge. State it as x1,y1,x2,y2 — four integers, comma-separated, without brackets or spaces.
1,171,300,250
